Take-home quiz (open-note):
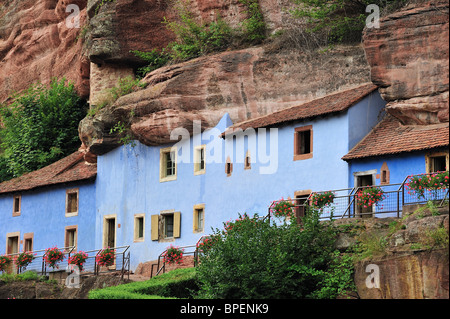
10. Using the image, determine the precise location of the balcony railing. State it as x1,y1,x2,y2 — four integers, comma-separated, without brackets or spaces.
267,172,449,221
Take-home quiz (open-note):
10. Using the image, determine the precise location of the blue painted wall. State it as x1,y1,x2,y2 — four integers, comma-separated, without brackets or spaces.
348,152,426,188
95,91,386,270
0,91,386,271
0,182,96,255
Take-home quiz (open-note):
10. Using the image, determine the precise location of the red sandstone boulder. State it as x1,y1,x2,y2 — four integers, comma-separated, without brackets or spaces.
0,0,90,102
363,0,449,124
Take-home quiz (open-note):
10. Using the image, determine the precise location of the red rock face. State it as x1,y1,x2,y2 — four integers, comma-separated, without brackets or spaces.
79,44,371,151
363,0,449,125
0,0,90,102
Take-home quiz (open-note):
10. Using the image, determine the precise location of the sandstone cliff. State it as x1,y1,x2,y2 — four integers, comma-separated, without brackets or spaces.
363,0,449,125
0,0,90,101
2,0,448,156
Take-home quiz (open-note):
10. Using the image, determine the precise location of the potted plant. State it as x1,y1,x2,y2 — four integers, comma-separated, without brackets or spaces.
356,186,386,208
406,171,449,199
14,251,35,271
43,247,65,269
96,247,115,267
0,255,12,272
310,191,335,209
68,251,89,271
269,198,294,218
163,245,184,265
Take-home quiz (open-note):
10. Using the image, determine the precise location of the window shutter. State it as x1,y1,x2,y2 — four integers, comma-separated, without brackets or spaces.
151,215,159,241
173,212,181,238
193,210,198,233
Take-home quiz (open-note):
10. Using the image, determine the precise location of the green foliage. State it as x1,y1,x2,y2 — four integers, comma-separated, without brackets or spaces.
133,0,266,77
0,78,86,181
196,209,356,299
88,268,198,299
88,76,145,115
291,0,407,44
239,0,266,42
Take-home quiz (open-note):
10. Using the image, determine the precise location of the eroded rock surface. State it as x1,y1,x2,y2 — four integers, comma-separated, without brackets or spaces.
363,0,449,125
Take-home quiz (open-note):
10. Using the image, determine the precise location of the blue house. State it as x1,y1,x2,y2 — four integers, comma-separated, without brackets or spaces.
92,83,386,270
0,83,388,272
0,152,97,258
342,114,449,217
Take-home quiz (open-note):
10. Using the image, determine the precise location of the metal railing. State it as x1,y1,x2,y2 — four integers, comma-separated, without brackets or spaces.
150,244,198,278
2,245,130,280
267,172,449,221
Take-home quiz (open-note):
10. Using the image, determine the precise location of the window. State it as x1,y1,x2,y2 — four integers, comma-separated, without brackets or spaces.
160,147,177,182
294,125,313,161
380,162,390,185
426,151,449,173
151,212,181,241
65,226,77,251
66,189,79,216
244,151,251,170
13,195,21,216
225,157,233,176
6,232,20,255
193,204,205,233
194,145,206,175
134,214,145,242
23,236,33,251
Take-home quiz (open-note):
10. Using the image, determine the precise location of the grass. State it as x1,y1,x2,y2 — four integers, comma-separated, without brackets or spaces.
88,268,198,299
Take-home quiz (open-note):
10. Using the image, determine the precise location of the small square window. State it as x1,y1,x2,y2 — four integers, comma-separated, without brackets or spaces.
65,226,77,251
426,152,449,173
294,126,313,161
193,204,205,233
225,157,233,176
13,195,21,216
134,215,145,242
194,145,206,175
244,151,251,170
160,147,177,182
164,214,174,238
66,189,79,216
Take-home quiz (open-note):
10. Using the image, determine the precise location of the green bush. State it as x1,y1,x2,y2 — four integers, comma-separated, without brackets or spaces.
196,210,355,299
88,268,198,299
0,78,86,181
132,0,266,77
291,0,407,44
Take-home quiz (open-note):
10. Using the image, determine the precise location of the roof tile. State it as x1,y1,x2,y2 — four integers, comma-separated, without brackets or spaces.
342,114,449,161
0,151,97,194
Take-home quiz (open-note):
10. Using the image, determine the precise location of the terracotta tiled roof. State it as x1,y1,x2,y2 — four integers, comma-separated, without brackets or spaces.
0,151,97,195
342,114,449,161
223,83,378,136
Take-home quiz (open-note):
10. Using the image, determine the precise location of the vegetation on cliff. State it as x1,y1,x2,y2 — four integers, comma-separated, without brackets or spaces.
0,79,87,182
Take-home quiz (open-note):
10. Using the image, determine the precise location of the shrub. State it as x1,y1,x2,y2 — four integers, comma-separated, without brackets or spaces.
89,268,198,299
0,78,86,181
196,209,354,299
290,0,408,44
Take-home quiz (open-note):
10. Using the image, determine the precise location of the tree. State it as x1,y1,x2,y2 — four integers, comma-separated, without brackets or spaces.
196,210,355,299
0,78,87,181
